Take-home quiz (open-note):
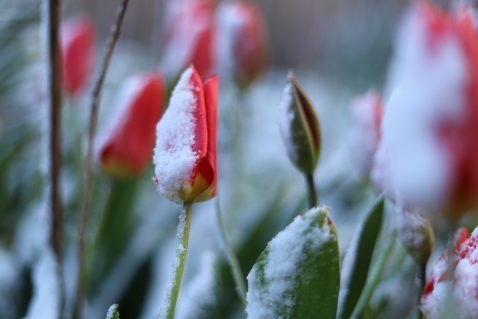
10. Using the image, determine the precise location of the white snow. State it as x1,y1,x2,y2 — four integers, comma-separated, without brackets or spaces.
246,207,332,319
216,3,244,82
395,206,430,257
278,80,298,163
348,91,381,179
160,0,214,80
105,304,119,319
371,7,467,211
23,248,61,319
153,67,199,203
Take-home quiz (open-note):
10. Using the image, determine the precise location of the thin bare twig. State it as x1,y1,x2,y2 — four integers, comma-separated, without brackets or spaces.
47,0,62,266
46,0,64,316
74,0,131,317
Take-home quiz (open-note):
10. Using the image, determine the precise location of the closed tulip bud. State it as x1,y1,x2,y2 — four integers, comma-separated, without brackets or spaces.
97,72,165,178
161,0,215,81
371,3,478,220
60,15,96,98
153,66,218,203
279,72,321,175
349,91,382,180
421,227,478,318
395,206,434,265
216,2,267,88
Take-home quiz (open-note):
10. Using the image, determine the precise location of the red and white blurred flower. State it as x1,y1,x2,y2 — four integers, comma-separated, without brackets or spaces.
97,72,165,178
371,3,478,220
349,91,382,180
60,15,96,98
153,66,218,203
421,227,478,318
216,2,267,88
160,0,215,81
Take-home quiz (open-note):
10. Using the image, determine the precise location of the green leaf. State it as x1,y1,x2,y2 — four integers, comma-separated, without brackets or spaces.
105,304,120,319
246,206,340,319
336,196,384,319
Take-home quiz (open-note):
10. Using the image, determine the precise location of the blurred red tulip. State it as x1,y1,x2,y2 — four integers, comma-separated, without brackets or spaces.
160,0,215,81
217,2,267,88
153,65,218,203
349,91,382,180
60,15,96,98
421,227,478,318
371,3,478,220
98,72,165,178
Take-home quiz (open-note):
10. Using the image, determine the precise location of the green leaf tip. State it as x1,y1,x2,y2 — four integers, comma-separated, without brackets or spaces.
336,196,384,319
245,206,340,319
105,304,120,319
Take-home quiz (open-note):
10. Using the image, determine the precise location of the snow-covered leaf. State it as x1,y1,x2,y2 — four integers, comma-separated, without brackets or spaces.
245,206,340,319
337,196,384,319
105,304,120,319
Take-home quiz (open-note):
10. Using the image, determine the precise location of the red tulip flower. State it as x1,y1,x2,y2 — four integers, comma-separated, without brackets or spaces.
161,0,215,81
98,72,165,178
349,91,382,180
216,2,267,88
421,227,478,318
371,3,478,220
60,15,96,98
153,65,218,203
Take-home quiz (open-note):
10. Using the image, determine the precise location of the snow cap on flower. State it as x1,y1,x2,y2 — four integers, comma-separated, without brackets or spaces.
60,15,96,98
421,227,478,319
97,71,165,178
349,91,382,180
279,72,321,175
153,65,218,203
371,3,478,220
160,0,216,81
216,2,267,88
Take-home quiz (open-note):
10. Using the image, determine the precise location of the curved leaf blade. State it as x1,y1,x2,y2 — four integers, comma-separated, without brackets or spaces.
336,196,384,319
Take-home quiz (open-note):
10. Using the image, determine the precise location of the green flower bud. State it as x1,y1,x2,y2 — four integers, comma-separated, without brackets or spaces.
279,72,321,175
395,206,434,265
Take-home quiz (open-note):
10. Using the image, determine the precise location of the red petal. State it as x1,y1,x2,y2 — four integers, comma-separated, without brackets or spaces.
100,72,165,177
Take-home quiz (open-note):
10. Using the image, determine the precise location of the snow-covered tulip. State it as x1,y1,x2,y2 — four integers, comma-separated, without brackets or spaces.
371,3,478,220
421,227,478,318
160,0,215,81
60,15,96,98
349,91,382,180
216,2,267,88
153,66,218,203
97,72,165,178
279,72,321,175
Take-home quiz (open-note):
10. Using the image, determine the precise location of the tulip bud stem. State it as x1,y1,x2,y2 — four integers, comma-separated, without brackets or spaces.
215,197,248,308
416,263,426,319
161,202,193,319
350,230,396,319
305,174,318,208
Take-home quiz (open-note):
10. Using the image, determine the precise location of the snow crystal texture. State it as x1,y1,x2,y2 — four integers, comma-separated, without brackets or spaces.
153,67,198,203
246,207,332,319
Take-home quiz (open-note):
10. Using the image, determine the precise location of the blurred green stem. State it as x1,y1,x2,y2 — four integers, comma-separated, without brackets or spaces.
417,263,426,319
350,231,396,319
215,197,248,308
305,174,317,208
162,202,193,319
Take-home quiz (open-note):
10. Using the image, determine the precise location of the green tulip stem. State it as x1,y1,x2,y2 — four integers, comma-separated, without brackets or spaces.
417,263,426,319
350,231,396,319
215,197,248,308
305,174,318,208
162,202,193,319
